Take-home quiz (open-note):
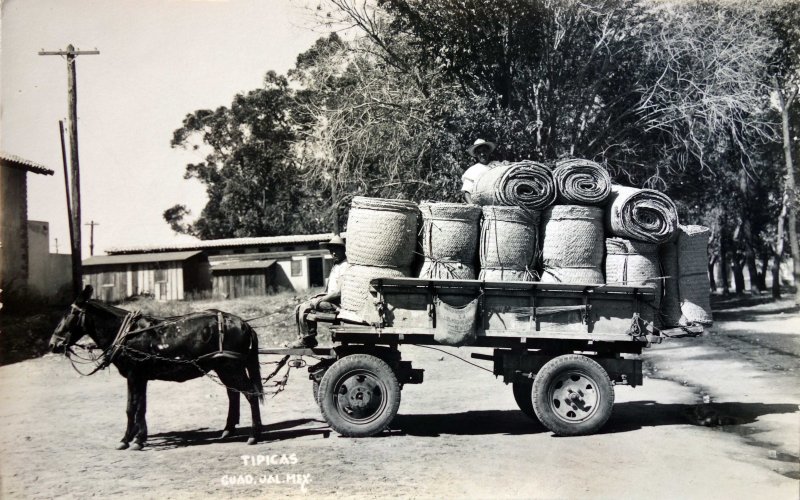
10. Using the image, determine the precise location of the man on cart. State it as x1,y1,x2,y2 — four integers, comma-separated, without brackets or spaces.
288,235,350,348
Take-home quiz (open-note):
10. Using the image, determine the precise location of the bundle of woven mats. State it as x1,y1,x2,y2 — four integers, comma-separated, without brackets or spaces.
471,160,556,210
418,202,481,280
479,206,540,281
345,196,419,268
660,225,713,326
341,264,409,318
605,185,678,244
553,159,612,206
605,237,662,310
540,205,604,284
342,197,417,319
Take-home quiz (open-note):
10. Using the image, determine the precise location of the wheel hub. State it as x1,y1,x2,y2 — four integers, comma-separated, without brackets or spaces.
549,371,599,423
335,372,386,422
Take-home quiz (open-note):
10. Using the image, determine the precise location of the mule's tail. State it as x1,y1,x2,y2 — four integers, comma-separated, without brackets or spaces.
246,325,264,403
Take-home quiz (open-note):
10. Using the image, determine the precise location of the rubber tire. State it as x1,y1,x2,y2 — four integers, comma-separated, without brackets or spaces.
512,379,536,420
312,379,321,410
319,354,401,437
532,354,614,436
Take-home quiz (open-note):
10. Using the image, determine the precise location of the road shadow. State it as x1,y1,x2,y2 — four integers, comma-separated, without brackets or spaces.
392,410,544,437
392,401,799,437
147,418,324,448
711,304,800,322
603,401,799,434
146,401,798,444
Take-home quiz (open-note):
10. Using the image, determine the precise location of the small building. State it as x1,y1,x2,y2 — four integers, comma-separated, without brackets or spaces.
82,251,211,302
1,152,71,298
102,233,344,300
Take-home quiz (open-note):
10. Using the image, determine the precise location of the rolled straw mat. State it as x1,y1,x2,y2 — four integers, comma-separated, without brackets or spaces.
553,159,612,206
472,161,556,210
605,185,678,244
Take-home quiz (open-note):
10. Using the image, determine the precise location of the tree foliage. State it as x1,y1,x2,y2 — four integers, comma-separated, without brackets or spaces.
167,0,799,299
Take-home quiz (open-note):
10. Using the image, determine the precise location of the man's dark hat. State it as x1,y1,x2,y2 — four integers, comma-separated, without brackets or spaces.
321,235,346,249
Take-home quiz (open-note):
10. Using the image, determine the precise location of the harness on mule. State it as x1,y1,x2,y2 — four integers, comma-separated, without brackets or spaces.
65,304,295,397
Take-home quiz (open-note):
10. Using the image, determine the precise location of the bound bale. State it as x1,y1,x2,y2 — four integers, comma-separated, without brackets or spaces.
479,206,540,281
660,225,713,326
472,161,556,210
345,197,419,268
419,202,481,263
540,205,604,284
341,264,410,316
419,260,475,280
553,159,612,206
605,237,662,310
605,185,678,244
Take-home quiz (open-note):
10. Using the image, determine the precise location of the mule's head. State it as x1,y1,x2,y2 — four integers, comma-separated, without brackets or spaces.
50,285,94,353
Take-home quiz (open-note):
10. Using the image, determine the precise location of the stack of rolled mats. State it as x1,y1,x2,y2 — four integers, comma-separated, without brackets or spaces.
344,155,712,328
341,197,418,315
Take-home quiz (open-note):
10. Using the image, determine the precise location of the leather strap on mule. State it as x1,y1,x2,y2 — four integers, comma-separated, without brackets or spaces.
85,310,139,375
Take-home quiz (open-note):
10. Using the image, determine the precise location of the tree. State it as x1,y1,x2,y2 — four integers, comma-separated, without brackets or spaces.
767,0,800,302
167,72,325,238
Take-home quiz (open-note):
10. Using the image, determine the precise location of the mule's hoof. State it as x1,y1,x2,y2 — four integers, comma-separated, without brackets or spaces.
130,442,144,451
116,442,129,450
221,429,233,439
246,437,258,445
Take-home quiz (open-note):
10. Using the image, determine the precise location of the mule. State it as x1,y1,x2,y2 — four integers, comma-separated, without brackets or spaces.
49,285,264,450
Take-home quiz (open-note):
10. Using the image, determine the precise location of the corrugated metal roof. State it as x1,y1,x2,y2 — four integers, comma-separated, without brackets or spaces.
0,152,54,176
211,259,277,272
83,250,204,267
106,232,346,254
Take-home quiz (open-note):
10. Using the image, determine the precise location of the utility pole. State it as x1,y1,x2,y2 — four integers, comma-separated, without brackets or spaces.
40,45,99,295
85,220,99,256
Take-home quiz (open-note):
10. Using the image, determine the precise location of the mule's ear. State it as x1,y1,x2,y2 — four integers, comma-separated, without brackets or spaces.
77,285,94,303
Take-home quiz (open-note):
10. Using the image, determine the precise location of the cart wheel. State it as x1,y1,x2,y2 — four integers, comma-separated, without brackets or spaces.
319,354,401,437
512,379,536,420
532,354,614,436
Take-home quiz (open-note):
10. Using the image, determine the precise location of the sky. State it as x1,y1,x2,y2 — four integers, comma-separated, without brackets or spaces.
1,0,325,256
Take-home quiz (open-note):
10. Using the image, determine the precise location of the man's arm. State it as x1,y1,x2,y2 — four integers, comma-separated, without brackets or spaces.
311,290,341,308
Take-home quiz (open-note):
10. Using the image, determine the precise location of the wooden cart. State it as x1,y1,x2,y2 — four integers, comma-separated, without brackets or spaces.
262,278,702,437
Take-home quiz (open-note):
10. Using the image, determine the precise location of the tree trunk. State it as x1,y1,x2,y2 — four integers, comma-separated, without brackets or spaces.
746,253,760,294
720,235,730,296
708,255,717,292
775,79,799,304
732,256,746,295
758,254,769,290
773,193,789,299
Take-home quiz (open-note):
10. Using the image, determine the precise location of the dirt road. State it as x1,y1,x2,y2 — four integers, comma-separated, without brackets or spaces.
1,299,798,499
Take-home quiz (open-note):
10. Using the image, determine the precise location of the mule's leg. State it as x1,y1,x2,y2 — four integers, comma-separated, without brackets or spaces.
118,376,136,450
217,369,240,438
130,377,148,450
241,369,262,445
223,369,261,444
